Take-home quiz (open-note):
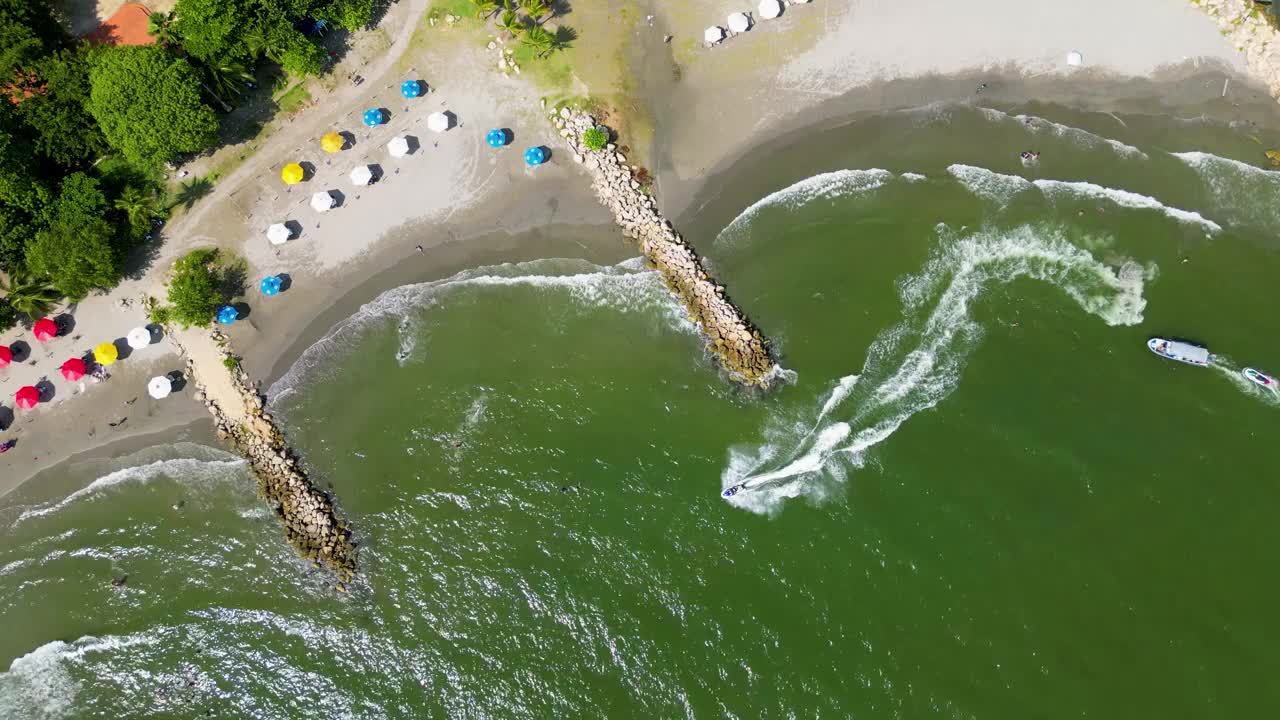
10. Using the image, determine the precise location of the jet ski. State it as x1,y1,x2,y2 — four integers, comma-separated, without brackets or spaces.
1243,367,1277,390
722,483,746,498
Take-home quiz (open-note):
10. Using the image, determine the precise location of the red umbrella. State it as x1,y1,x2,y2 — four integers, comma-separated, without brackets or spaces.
32,318,57,342
0,345,11,367
61,357,86,381
15,386,39,409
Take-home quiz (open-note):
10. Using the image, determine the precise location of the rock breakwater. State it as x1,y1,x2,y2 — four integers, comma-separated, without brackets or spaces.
550,106,775,385
1192,0,1280,99
174,328,356,589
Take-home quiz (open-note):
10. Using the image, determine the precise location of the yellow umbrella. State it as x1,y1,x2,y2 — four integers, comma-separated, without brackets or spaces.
94,342,119,366
281,163,305,185
320,132,344,153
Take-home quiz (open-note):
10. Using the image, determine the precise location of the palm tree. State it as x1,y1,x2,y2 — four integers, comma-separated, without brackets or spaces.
205,58,255,101
498,10,525,38
147,10,178,46
470,0,500,20
519,0,550,24
0,269,62,320
521,25,554,55
114,186,154,229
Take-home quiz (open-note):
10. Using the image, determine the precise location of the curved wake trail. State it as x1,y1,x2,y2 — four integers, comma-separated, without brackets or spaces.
722,224,1152,513
1210,354,1280,407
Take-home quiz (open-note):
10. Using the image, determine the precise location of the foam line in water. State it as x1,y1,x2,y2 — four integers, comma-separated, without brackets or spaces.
946,164,1221,232
1171,151,1280,230
977,107,1148,159
267,257,695,402
15,458,247,524
722,224,1150,513
715,169,896,245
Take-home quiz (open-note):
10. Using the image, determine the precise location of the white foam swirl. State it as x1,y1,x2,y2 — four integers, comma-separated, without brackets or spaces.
722,224,1151,513
715,169,896,245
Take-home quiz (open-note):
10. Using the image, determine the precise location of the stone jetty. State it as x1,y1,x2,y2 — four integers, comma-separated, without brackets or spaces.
172,328,357,589
550,107,776,385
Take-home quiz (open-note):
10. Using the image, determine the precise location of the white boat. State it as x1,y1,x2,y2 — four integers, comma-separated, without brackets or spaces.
1147,338,1210,367
1243,367,1277,390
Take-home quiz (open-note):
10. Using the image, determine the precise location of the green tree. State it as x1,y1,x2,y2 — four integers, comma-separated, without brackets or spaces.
519,0,549,23
278,34,325,77
0,109,50,269
87,46,219,169
521,25,553,54
25,172,119,299
470,0,500,19
147,10,178,47
0,298,14,331
0,268,60,320
113,185,155,230
171,0,250,62
17,50,106,167
321,0,374,30
204,57,255,100
165,247,222,327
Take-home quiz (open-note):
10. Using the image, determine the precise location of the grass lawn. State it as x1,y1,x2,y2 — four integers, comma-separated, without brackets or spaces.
276,81,314,114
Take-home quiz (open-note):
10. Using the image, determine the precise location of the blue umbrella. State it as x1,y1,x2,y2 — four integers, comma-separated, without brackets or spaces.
524,146,547,166
216,305,239,325
487,129,509,148
363,108,383,127
260,275,283,296
400,80,422,98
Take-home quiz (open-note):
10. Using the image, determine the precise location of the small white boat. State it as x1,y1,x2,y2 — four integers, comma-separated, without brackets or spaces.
1243,367,1277,390
1147,338,1211,367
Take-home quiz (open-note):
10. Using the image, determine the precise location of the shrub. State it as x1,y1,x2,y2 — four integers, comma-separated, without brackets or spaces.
0,300,15,332
166,248,222,327
222,355,240,371
582,126,608,152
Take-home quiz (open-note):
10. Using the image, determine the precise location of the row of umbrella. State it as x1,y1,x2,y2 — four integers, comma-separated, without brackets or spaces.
704,0,808,43
6,326,173,410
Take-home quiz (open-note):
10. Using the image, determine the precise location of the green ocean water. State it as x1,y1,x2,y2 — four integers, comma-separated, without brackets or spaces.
2,102,1280,718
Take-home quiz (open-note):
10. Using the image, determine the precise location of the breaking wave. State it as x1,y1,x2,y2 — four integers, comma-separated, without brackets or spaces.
267,257,694,403
977,107,1148,159
721,224,1151,513
1171,151,1280,231
946,164,1221,232
715,169,896,246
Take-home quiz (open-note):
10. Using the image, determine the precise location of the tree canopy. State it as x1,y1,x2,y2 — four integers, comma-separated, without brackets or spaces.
88,46,219,170
165,248,223,327
24,173,119,299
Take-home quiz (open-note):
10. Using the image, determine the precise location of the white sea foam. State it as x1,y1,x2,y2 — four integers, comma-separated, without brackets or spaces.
715,169,895,245
1172,151,1280,230
946,164,1221,232
976,107,1148,159
1210,355,1280,408
15,458,247,524
902,173,927,183
267,258,695,403
722,224,1151,513
0,635,155,720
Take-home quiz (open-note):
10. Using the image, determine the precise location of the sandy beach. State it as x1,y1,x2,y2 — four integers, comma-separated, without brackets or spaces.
2,0,1271,494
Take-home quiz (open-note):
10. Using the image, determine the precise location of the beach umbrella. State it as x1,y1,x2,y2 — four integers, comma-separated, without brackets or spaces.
260,275,283,296
384,135,409,156
524,146,547,166
363,108,383,127
216,305,239,325
427,112,451,133
400,80,422,98
727,13,750,32
704,26,725,44
486,129,509,148
310,191,335,212
321,132,345,153
147,375,173,400
349,165,374,186
60,357,86,381
0,345,10,367
267,223,292,245
281,163,305,185
94,342,118,366
758,0,782,19
15,386,38,410
32,318,57,342
126,326,152,349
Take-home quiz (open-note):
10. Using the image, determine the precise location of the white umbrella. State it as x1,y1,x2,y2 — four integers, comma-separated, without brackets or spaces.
147,375,172,400
387,136,410,158
1067,50,1083,66
727,13,750,33
310,191,335,212
126,326,152,349
703,26,725,44
267,223,292,245
427,112,451,133
758,0,782,19
349,165,374,186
